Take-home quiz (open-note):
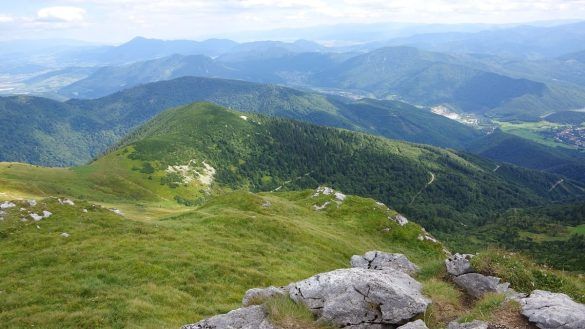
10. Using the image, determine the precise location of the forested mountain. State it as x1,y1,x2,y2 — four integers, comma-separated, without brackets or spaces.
116,102,584,233
58,46,585,121
466,130,585,182
1,77,480,166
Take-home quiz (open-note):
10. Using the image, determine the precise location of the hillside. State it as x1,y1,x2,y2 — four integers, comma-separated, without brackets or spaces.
0,189,445,328
114,103,584,231
1,77,480,166
467,129,585,182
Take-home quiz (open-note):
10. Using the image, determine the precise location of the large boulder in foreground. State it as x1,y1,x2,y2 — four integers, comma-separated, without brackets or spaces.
181,305,277,329
521,290,585,329
453,273,510,298
288,268,430,328
350,251,419,275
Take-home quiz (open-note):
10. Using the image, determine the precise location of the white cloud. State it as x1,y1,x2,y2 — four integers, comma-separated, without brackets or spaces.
0,14,14,23
37,6,86,22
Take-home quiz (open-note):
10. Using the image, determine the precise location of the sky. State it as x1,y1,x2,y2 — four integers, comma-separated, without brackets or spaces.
0,0,584,43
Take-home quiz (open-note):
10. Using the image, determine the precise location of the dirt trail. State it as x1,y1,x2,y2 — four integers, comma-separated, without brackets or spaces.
409,172,435,205
493,165,501,172
271,172,313,192
548,179,564,192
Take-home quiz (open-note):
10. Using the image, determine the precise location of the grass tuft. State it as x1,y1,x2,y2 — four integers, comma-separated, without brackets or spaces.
265,296,335,329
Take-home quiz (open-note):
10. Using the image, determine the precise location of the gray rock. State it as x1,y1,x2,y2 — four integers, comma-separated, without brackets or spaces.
445,253,474,276
350,251,419,275
182,305,277,329
398,319,429,329
0,201,16,209
242,286,286,307
448,320,488,329
288,267,430,327
521,290,585,329
453,273,510,298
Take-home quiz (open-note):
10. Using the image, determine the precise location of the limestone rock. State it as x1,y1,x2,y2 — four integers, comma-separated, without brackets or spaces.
445,253,474,276
0,201,16,209
521,290,585,329
182,305,277,329
453,273,510,298
392,214,409,226
398,319,429,329
288,267,430,327
448,320,488,329
242,286,286,307
350,251,419,275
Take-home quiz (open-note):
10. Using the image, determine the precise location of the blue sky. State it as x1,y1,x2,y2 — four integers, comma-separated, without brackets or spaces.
1,0,584,43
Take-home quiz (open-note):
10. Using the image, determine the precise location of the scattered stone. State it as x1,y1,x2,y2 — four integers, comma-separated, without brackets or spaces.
60,232,70,238
446,253,474,276
36,225,40,229
313,186,335,197
20,217,27,222
82,209,88,213
42,210,52,218
30,213,44,221
399,320,430,329
59,198,75,206
391,214,409,226
239,115,248,121
521,290,585,329
313,201,330,211
19,208,26,211
0,201,16,209
182,305,276,329
418,229,440,243
350,251,419,275
110,208,124,216
288,267,430,327
261,201,272,208
27,199,37,207
334,191,346,201
242,286,286,307
448,320,489,329
453,273,510,299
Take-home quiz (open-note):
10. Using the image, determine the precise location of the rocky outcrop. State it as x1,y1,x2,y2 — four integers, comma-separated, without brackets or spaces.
521,290,585,329
242,286,286,307
452,273,511,299
184,251,431,329
182,305,277,329
447,320,488,329
398,319,429,329
445,253,474,276
289,267,430,328
350,251,419,275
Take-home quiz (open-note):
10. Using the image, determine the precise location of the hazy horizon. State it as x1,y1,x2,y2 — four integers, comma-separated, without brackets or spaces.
1,1,585,43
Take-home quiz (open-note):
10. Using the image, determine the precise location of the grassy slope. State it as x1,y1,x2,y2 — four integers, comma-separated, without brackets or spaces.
0,190,444,329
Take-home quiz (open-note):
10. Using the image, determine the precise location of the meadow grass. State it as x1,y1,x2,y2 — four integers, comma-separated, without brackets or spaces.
0,190,444,328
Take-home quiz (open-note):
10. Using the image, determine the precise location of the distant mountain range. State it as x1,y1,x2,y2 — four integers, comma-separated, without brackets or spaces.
1,77,479,166
58,46,585,122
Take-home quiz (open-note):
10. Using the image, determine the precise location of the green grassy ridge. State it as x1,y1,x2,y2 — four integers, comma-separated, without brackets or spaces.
119,103,584,231
0,190,444,329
